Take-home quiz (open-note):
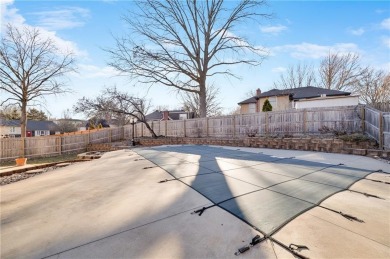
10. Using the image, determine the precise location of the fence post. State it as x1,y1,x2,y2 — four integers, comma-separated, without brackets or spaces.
165,120,167,137
183,119,186,137
21,137,25,157
379,111,384,150
57,136,61,155
233,115,236,138
265,112,269,134
83,131,88,151
109,129,112,143
303,109,307,133
206,117,209,137
361,106,365,133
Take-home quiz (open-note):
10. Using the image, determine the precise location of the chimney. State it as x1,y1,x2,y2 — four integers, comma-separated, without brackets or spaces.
256,88,261,96
162,110,169,120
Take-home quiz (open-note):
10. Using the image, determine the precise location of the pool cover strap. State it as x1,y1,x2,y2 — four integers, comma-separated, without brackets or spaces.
234,235,266,256
363,192,384,199
158,179,177,183
289,243,309,251
191,205,216,216
323,207,365,223
270,237,310,259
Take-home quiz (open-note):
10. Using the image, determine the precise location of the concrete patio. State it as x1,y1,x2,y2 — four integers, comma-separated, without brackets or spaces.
1,145,389,259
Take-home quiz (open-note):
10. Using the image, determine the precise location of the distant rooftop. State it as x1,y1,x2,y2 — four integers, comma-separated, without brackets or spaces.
238,86,351,105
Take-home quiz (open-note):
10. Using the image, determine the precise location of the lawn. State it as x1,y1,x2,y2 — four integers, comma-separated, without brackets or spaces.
0,153,79,167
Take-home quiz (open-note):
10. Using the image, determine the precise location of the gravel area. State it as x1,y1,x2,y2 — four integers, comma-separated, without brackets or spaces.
1,165,69,186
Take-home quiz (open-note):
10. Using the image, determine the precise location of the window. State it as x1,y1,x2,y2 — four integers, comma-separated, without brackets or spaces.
249,103,256,113
269,96,277,109
179,114,187,120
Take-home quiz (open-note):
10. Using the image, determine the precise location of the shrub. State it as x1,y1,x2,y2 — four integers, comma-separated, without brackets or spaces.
262,99,272,112
338,133,374,143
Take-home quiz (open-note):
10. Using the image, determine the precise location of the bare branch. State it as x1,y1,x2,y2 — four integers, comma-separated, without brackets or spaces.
0,24,75,138
105,0,270,117
319,52,364,91
273,63,317,89
73,87,158,137
357,68,390,105
180,83,222,117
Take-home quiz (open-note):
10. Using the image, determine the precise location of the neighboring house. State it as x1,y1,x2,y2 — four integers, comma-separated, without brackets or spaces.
145,110,195,121
238,86,359,114
0,119,21,138
0,119,59,138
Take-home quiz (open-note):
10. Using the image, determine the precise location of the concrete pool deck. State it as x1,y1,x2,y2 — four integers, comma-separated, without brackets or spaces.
1,145,389,259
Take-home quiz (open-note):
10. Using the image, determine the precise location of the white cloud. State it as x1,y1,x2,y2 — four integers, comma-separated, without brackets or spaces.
350,27,365,36
381,18,390,30
272,67,287,73
382,62,390,72
376,9,387,14
382,37,390,48
30,7,90,31
1,1,86,58
71,64,119,79
1,0,25,26
272,42,361,59
260,25,287,34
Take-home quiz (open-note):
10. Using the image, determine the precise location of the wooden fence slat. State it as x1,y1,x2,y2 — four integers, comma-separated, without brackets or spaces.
4,105,387,161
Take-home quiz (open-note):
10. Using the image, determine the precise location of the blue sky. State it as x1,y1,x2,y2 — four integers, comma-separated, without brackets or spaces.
1,0,389,119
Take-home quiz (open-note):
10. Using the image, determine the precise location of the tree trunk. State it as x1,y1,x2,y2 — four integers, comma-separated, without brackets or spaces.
199,82,207,118
20,100,27,157
143,121,157,138
21,101,27,138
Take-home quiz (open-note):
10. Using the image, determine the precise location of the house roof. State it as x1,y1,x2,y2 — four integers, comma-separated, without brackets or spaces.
27,120,59,131
145,110,164,121
0,119,59,131
0,118,20,127
238,86,351,105
237,97,257,105
145,110,195,121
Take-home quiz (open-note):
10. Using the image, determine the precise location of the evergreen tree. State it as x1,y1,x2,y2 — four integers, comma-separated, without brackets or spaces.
27,108,48,120
262,99,272,112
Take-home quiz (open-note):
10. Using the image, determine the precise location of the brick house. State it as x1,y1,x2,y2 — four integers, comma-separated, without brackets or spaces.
238,86,359,114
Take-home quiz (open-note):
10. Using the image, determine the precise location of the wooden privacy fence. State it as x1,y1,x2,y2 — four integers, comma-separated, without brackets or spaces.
0,127,125,162
364,106,390,150
132,106,363,139
3,105,382,161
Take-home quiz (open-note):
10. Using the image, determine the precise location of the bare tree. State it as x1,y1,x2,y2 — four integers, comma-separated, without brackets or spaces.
181,84,222,117
0,24,75,138
226,106,241,115
56,109,78,133
273,63,317,89
319,52,365,91
154,105,170,112
106,0,269,118
74,87,158,137
357,69,390,105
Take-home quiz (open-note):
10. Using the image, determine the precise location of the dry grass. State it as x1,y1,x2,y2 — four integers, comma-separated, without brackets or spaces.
0,153,79,167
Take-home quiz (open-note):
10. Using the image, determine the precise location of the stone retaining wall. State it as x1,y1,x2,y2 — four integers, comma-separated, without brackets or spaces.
87,137,389,159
